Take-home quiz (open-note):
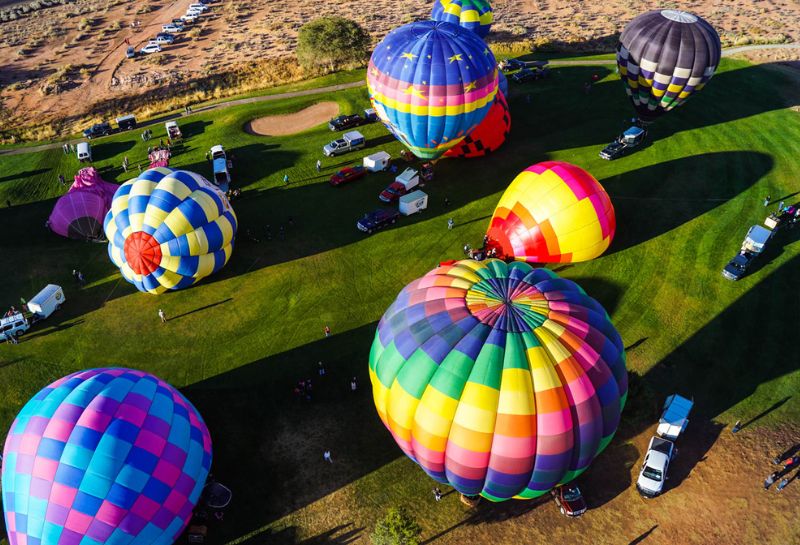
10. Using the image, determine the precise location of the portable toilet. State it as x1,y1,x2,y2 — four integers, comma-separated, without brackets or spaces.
363,151,391,172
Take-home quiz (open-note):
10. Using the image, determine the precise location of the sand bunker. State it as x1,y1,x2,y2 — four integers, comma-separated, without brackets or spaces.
244,102,340,136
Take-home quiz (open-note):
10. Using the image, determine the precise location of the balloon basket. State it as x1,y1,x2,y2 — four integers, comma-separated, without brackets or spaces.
459,494,481,507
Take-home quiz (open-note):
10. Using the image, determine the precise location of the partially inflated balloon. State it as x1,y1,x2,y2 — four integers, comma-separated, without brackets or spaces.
2,368,212,545
369,259,627,501
367,21,498,159
617,10,721,122
104,167,237,294
48,168,118,241
445,91,510,158
487,161,615,263
497,70,508,98
431,0,493,38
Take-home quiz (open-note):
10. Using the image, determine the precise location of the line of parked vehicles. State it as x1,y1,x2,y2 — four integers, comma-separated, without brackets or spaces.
1,285,66,343
129,0,213,57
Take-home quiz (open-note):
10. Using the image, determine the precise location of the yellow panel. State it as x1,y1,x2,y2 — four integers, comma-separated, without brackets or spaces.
159,255,182,273
144,206,170,229
387,382,420,432
158,270,183,289
156,178,192,201
128,212,146,232
162,209,193,239
195,254,215,278
190,190,220,222
497,368,535,415
415,386,457,437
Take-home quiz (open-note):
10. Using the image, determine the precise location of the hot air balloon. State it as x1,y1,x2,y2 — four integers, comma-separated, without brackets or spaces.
2,368,212,545
104,167,237,294
48,168,119,240
367,21,498,160
369,259,627,501
617,10,721,123
497,70,508,98
486,161,615,263
431,0,493,39
445,90,510,158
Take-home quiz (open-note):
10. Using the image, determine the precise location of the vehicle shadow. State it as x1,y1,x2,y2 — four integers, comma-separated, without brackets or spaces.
91,140,137,162
603,151,774,255
666,420,723,491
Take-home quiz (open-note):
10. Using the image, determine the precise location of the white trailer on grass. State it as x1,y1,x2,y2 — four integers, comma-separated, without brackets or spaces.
363,151,391,172
399,190,428,216
166,121,182,140
27,284,65,320
657,394,693,441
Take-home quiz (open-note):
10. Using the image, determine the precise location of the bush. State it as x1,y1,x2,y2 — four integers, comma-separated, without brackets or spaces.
370,507,422,545
296,16,370,73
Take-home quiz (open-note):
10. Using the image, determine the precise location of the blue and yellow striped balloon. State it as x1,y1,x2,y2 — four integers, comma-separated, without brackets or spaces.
103,167,237,294
431,0,493,38
367,21,498,160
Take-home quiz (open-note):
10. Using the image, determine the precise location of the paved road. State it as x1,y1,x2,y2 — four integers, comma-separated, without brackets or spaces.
3,43,798,157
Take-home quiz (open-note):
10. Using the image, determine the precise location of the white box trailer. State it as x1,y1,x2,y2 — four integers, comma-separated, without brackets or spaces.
363,151,391,172
76,142,91,162
657,394,693,441
395,167,419,189
399,190,428,216
27,284,65,319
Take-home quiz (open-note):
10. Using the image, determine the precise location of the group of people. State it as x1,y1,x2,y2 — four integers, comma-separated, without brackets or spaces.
763,446,800,492
3,306,19,318
140,129,154,142
61,143,76,154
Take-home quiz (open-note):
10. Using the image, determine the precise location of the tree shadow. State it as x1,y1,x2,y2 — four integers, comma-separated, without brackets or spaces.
603,151,774,255
666,420,723,491
0,168,51,184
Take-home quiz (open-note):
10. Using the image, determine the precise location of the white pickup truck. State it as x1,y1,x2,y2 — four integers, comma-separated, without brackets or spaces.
636,437,676,498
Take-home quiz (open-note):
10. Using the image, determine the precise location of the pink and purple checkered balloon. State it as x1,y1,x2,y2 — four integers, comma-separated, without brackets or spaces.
1,368,212,545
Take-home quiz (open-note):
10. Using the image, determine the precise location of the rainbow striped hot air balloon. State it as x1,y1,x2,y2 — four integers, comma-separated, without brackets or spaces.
487,161,616,263
367,21,498,160
431,0,493,38
104,167,237,294
369,259,627,501
1,368,212,545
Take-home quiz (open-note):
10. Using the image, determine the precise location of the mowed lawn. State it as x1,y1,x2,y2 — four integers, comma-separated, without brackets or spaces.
0,58,799,544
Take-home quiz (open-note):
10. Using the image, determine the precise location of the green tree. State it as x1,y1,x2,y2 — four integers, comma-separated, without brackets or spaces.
370,507,422,545
296,16,370,73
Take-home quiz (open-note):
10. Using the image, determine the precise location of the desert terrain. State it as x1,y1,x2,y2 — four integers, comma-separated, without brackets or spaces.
1,0,799,134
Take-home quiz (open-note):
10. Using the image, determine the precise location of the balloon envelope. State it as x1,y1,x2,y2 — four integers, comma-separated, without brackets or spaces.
497,70,508,98
369,259,627,501
617,9,721,122
104,167,237,294
1,368,212,545
49,168,119,240
487,161,615,263
367,21,498,159
445,90,510,158
431,0,493,38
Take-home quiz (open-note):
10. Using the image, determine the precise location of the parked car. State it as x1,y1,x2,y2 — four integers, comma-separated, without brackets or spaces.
722,225,773,281
82,122,112,139
379,168,419,203
181,13,198,23
329,114,364,131
636,436,676,498
185,9,202,18
0,312,29,342
171,18,186,27
330,166,367,186
511,65,550,83
357,208,400,234
188,3,209,11
499,58,526,71
599,126,647,160
162,24,182,33
323,130,365,157
115,114,137,131
140,43,162,54
155,34,175,44
551,485,587,517
126,46,135,58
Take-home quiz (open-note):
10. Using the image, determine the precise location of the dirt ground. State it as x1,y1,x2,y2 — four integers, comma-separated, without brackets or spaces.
244,101,339,136
1,0,799,131
265,420,800,545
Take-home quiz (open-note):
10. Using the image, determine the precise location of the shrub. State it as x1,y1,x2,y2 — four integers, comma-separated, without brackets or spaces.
370,507,422,545
296,16,370,73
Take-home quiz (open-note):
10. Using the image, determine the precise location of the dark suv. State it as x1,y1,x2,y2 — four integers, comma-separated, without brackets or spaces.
329,114,364,131
82,122,112,139
356,208,399,234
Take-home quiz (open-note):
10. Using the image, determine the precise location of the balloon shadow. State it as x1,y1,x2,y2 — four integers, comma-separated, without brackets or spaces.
602,151,774,255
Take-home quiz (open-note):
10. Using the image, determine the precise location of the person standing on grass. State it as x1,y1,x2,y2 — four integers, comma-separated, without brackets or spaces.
316,159,321,172
764,195,771,207
283,173,289,185
77,271,86,286
350,377,357,393
58,174,66,186
137,163,142,173
324,325,331,338
433,487,442,501
323,450,333,463
158,308,167,323
318,361,326,376
765,472,778,490
448,218,455,230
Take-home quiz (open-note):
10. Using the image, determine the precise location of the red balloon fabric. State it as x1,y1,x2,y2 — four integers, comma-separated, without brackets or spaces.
445,91,510,158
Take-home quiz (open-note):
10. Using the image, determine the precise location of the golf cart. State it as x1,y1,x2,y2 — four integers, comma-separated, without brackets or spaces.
765,204,799,232
599,126,647,160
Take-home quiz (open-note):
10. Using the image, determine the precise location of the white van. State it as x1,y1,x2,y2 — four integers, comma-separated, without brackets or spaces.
363,151,391,172
0,313,29,341
399,190,428,216
27,284,65,319
76,142,91,162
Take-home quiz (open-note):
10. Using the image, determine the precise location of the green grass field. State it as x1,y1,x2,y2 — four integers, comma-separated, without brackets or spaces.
1,58,799,544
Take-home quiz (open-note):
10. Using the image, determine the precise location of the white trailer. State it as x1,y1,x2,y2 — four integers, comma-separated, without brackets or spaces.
363,151,391,172
166,121,182,140
399,190,428,216
395,167,419,189
27,284,65,319
657,394,693,441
